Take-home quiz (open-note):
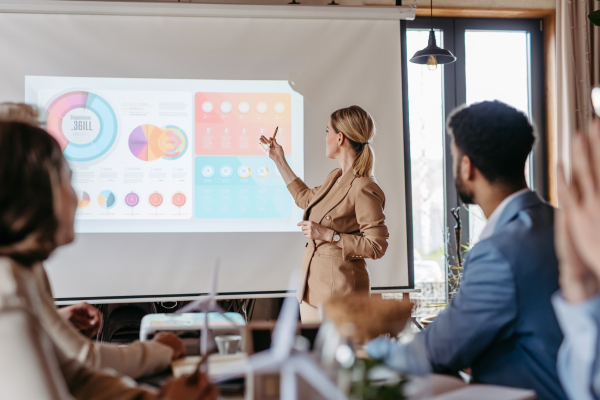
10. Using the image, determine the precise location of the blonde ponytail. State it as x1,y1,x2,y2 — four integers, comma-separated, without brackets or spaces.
330,105,376,177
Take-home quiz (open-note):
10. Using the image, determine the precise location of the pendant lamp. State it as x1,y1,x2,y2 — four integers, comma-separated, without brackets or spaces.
409,0,456,70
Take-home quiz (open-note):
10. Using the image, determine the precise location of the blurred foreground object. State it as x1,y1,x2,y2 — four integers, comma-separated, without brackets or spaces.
323,295,413,344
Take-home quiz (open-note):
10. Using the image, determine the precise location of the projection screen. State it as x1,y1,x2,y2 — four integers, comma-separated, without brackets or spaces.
0,1,414,302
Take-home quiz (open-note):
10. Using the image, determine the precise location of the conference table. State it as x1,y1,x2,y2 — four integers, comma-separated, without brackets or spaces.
136,354,537,400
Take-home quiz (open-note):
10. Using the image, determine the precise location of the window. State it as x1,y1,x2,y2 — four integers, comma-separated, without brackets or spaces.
405,18,546,313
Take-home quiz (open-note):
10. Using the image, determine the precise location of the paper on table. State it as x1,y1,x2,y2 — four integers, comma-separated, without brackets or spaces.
172,353,248,379
429,385,536,400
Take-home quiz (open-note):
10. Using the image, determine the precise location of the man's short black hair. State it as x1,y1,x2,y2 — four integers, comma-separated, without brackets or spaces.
447,100,535,185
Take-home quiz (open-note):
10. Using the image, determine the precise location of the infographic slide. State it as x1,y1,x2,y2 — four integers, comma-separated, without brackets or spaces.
25,76,303,233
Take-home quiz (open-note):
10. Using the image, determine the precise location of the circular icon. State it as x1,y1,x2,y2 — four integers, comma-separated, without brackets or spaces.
256,102,268,114
77,191,91,209
202,165,215,178
274,102,286,114
172,192,187,207
149,192,163,207
202,101,214,113
257,166,269,178
125,192,139,207
238,102,250,114
220,165,233,178
220,101,232,113
238,165,251,178
98,190,116,209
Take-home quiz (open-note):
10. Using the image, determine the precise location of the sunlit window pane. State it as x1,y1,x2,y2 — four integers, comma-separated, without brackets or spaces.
407,29,446,316
464,30,531,245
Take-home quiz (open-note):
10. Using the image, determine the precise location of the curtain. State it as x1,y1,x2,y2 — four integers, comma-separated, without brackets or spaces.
557,0,600,172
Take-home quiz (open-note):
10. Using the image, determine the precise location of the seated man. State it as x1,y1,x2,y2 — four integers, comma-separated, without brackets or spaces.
368,101,567,400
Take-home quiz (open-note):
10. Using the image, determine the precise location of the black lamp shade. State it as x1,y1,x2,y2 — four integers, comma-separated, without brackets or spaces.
410,30,457,65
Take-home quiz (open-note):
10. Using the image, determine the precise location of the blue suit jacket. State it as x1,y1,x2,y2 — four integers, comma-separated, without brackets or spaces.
423,192,566,400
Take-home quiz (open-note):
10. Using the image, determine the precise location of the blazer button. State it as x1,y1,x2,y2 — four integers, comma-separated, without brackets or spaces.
325,215,331,220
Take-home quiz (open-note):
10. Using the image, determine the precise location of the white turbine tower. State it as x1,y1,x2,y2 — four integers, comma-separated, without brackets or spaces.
244,272,349,400
177,258,239,358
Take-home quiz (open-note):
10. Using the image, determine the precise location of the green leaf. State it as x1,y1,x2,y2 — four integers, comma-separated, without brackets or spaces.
590,10,600,26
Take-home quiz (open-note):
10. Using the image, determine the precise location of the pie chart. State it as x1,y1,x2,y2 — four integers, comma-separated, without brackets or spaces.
98,190,117,209
77,191,90,209
45,91,118,163
129,124,188,161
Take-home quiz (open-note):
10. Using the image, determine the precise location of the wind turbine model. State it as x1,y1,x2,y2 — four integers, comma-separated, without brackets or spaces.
244,275,350,400
177,258,241,358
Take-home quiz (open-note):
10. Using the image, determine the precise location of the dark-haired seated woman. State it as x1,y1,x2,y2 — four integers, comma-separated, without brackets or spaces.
0,121,217,400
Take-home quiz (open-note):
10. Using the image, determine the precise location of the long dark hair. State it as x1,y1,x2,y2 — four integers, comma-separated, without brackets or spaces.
0,122,65,266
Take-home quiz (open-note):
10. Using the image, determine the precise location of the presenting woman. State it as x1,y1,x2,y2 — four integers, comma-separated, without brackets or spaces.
260,105,389,323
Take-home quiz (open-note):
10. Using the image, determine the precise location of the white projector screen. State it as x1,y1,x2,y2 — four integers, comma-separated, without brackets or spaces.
0,1,412,302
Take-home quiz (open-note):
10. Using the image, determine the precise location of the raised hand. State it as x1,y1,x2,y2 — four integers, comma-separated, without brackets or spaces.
558,120,600,278
259,135,284,163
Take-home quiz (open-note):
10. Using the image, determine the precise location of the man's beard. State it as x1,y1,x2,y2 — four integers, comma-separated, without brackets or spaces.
454,172,474,205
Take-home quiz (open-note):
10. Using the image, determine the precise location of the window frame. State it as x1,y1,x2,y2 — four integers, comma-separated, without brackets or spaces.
404,17,547,301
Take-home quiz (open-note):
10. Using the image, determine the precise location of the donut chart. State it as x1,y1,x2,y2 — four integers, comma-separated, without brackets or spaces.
149,192,163,207
172,192,187,208
128,125,188,161
98,190,117,209
125,192,140,207
45,91,118,163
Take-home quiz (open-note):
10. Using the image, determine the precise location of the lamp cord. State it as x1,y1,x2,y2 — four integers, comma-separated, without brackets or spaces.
430,0,433,31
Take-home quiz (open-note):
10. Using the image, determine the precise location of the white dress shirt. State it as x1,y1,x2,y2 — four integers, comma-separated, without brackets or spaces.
477,188,530,242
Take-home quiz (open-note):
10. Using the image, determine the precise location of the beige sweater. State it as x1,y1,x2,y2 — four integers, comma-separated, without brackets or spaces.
32,264,173,379
0,257,159,399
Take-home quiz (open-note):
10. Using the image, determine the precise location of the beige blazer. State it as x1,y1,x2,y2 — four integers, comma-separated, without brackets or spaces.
0,257,157,400
287,168,389,305
32,264,173,379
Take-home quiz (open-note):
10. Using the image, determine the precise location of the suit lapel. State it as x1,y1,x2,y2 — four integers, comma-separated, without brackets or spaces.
305,170,356,223
303,169,342,219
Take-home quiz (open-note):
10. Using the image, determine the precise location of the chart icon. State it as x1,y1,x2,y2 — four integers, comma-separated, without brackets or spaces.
238,165,251,178
149,192,163,207
172,192,187,208
98,190,116,209
77,191,91,209
45,91,118,163
125,192,139,207
129,125,188,162
257,166,269,178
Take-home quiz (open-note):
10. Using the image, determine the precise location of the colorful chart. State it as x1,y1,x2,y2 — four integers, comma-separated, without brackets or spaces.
98,190,116,209
257,166,269,178
149,192,163,207
45,91,118,163
238,165,251,178
125,192,140,207
129,125,188,161
77,191,91,208
172,192,187,208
